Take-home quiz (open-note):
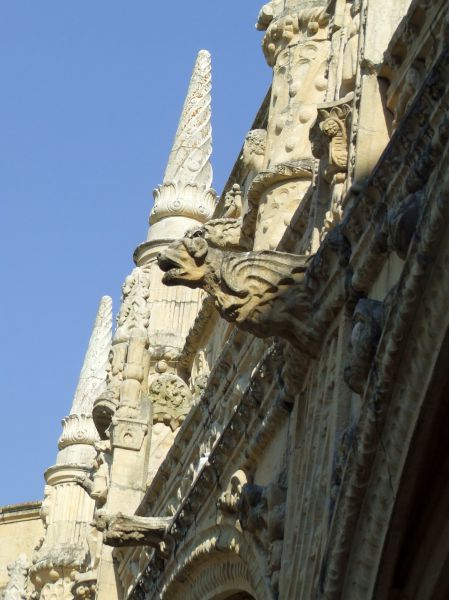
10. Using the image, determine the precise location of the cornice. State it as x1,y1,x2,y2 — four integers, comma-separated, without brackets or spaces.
0,501,41,524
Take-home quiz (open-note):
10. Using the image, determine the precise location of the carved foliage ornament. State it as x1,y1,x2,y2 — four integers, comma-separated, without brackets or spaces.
115,267,151,343
4,554,29,600
314,102,352,183
149,374,192,430
151,182,216,224
261,5,330,66
58,414,99,450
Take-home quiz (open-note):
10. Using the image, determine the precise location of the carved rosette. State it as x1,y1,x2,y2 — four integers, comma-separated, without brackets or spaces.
149,374,192,430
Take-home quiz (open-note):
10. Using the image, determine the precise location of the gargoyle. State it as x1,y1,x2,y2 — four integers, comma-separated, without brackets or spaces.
95,512,172,549
157,228,320,356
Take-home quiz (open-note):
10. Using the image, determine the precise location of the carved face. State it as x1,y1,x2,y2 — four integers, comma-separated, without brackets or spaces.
157,233,209,288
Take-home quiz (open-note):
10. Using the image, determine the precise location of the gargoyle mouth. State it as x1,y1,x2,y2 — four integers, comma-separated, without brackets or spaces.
157,253,186,282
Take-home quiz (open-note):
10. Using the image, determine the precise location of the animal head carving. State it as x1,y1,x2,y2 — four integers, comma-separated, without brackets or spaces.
157,229,210,289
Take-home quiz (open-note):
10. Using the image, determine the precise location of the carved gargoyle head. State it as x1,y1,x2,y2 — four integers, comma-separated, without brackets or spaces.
157,229,209,289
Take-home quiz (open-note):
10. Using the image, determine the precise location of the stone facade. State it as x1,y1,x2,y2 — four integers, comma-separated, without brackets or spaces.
3,1,449,599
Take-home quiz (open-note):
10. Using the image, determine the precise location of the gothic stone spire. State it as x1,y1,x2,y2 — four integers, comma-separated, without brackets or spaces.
148,50,216,242
57,296,113,455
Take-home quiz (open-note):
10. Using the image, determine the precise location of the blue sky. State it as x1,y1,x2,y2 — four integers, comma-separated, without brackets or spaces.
0,1,270,505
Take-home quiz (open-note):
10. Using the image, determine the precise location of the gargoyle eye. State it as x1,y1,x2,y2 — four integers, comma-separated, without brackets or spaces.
191,229,204,238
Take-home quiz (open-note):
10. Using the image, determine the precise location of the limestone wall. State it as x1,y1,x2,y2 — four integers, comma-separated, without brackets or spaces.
0,502,43,593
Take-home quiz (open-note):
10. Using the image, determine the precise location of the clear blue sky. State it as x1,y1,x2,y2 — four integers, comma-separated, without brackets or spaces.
0,1,270,505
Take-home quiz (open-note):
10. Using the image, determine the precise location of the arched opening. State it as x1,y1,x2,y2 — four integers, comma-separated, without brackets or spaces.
375,327,449,599
214,594,255,600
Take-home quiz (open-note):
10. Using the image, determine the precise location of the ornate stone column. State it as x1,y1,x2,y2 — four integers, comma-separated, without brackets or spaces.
245,0,331,251
29,297,112,600
134,49,217,489
94,50,216,600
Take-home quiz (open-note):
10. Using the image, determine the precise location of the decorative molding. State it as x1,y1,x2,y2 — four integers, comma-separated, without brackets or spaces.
319,43,449,599
151,182,216,225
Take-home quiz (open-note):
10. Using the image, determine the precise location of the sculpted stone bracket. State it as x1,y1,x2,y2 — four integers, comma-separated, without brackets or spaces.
216,471,287,596
95,512,172,549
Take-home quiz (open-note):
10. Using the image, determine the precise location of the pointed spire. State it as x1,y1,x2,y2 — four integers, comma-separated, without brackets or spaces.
70,295,113,415
147,50,216,243
163,49,213,189
57,296,112,453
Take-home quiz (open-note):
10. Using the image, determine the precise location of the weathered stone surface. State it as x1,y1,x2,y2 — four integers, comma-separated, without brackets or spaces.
4,2,449,600
95,513,171,548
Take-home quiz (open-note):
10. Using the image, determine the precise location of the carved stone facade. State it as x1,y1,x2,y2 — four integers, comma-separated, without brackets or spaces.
2,1,449,599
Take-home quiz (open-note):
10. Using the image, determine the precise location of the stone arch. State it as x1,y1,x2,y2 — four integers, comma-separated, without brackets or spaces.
156,525,272,600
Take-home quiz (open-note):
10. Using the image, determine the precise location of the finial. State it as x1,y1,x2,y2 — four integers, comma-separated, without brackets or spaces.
148,50,216,242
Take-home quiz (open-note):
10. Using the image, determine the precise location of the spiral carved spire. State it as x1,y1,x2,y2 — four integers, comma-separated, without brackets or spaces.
148,50,216,242
163,49,213,189
58,296,113,453
70,295,113,415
